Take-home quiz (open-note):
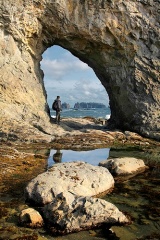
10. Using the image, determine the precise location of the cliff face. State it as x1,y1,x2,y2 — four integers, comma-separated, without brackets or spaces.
0,0,159,141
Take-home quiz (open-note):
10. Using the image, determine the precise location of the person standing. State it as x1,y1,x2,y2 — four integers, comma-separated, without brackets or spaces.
55,96,62,124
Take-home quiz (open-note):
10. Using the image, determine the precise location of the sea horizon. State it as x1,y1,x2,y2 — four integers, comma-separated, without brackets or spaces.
50,107,111,119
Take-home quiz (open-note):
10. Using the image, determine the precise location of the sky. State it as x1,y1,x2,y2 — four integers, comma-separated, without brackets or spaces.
41,46,109,108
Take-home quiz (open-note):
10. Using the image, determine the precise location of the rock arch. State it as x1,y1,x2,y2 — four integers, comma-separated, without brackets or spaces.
0,0,159,141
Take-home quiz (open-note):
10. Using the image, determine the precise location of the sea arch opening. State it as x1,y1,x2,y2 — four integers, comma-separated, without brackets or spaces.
39,34,136,133
41,45,110,120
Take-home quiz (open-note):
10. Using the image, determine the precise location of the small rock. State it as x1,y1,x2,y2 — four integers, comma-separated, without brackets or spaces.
19,208,43,228
99,157,147,175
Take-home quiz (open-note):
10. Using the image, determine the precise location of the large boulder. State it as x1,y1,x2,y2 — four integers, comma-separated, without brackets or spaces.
99,157,147,175
25,161,114,205
43,193,129,234
0,0,159,141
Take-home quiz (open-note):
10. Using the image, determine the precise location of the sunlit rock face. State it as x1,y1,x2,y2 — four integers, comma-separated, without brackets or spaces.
0,0,159,141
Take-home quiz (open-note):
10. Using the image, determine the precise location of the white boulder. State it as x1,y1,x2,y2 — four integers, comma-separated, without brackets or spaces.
43,193,129,234
99,157,147,175
25,161,114,205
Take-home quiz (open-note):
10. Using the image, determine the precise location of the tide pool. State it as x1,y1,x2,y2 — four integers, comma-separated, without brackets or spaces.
48,148,110,168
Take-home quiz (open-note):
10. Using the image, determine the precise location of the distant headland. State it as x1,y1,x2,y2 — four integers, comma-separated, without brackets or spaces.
61,102,107,109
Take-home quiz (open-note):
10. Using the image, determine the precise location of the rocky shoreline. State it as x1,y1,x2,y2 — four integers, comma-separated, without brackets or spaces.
0,117,160,239
0,0,159,237
0,117,159,190
1,117,160,146
49,117,159,149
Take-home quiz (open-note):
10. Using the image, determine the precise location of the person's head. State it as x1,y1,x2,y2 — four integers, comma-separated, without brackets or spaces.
57,96,60,99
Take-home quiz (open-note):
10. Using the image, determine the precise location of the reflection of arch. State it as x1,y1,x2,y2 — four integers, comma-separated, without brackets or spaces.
53,150,63,163
0,1,159,141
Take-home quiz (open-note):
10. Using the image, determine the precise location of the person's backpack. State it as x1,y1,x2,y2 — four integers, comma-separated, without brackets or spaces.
52,100,58,111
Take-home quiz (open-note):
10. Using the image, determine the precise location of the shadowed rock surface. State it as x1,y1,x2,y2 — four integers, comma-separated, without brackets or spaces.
19,208,44,228
0,0,159,141
43,194,129,234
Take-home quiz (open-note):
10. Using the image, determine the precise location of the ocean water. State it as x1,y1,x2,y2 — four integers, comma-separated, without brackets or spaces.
50,107,111,119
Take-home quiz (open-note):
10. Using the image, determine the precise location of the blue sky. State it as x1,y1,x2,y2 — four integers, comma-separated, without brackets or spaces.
41,46,109,108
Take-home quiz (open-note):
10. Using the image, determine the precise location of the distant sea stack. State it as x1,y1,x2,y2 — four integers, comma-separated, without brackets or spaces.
74,102,107,109
62,102,70,109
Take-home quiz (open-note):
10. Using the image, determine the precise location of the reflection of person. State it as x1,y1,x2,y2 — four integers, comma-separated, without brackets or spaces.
55,96,62,125
53,150,62,163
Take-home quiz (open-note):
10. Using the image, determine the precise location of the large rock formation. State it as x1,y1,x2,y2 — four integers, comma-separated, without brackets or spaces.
0,0,159,141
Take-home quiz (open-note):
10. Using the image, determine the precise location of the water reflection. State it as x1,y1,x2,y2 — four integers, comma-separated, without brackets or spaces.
48,148,110,168
53,150,63,163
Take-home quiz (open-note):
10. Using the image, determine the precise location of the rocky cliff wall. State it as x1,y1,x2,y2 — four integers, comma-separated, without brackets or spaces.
0,0,159,141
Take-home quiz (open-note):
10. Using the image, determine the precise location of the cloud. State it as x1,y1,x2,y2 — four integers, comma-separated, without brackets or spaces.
74,61,89,70
41,56,90,81
67,79,108,106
